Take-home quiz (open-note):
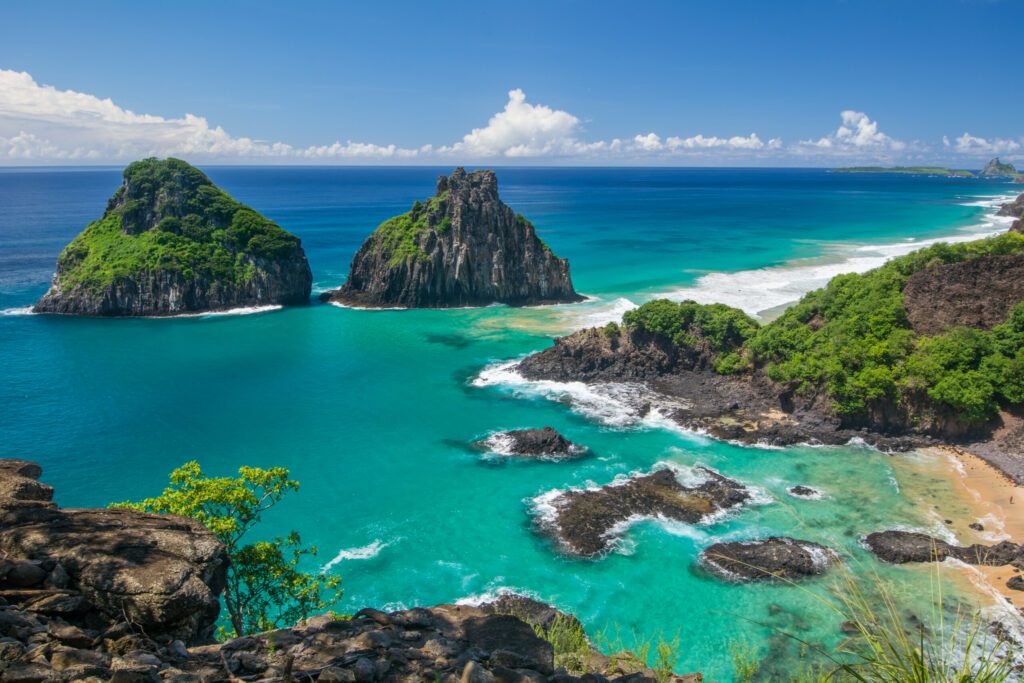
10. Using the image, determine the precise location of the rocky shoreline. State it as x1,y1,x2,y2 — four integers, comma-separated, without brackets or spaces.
0,459,701,683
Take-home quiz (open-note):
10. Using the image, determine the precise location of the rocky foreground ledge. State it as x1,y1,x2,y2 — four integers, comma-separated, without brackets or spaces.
0,459,700,682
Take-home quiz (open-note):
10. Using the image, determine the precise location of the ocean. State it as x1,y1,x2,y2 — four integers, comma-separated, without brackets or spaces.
0,166,1018,680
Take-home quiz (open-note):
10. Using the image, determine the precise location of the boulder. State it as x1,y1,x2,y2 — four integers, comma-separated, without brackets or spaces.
700,537,836,581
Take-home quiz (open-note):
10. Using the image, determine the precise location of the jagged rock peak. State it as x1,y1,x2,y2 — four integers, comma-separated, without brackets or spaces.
980,157,1017,177
321,167,584,308
33,157,313,316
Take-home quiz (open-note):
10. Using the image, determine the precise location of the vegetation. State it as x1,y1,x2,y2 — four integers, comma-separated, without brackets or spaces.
113,461,341,638
617,233,1024,422
372,195,449,265
54,158,301,292
833,167,974,177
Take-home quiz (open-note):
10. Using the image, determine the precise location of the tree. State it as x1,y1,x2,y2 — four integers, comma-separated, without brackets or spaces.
113,461,341,637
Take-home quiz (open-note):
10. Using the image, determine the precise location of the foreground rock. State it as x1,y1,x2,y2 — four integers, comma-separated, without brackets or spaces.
999,193,1024,219
0,460,702,682
322,168,583,308
700,537,836,581
863,530,1024,569
480,427,584,458
537,467,751,557
34,158,312,316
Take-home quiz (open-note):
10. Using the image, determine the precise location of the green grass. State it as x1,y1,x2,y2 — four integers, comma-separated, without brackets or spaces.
371,196,449,265
834,167,975,177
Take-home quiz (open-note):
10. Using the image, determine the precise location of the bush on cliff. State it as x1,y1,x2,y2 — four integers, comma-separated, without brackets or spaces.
622,299,759,353
114,461,341,637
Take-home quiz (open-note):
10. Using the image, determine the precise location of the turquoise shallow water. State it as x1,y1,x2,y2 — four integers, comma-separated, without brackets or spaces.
0,167,1020,679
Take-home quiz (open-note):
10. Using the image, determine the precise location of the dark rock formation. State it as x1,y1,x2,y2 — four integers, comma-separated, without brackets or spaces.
863,530,1024,569
787,485,822,499
0,460,703,682
998,193,1024,218
34,158,312,316
480,427,584,458
0,459,227,643
321,168,583,308
1009,575,1024,591
979,158,1017,177
700,537,836,581
537,467,751,557
902,253,1024,336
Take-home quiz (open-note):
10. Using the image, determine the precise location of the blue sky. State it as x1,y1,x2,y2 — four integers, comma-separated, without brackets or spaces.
1,0,1022,165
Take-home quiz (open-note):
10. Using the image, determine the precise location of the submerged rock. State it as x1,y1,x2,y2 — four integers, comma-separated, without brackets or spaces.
787,485,822,499
480,427,584,458
701,537,836,581
537,466,751,557
321,168,583,308
863,530,1024,568
33,158,312,316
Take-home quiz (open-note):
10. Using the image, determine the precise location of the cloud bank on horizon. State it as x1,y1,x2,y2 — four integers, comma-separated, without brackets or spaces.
0,69,1020,166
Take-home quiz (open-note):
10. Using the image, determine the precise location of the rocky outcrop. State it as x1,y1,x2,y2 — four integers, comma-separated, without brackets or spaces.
700,537,836,581
34,158,312,316
0,460,703,682
0,459,227,643
863,530,1024,569
902,253,1024,335
787,486,822,499
321,169,583,308
535,467,751,557
999,193,1024,218
979,158,1018,177
479,428,584,458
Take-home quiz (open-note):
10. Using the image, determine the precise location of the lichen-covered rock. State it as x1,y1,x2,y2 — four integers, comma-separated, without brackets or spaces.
322,168,583,308
700,537,836,581
33,158,312,316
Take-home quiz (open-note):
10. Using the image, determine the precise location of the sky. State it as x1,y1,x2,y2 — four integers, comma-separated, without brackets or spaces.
1,0,1022,167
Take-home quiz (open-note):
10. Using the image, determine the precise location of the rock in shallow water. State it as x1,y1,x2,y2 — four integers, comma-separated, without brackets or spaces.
537,466,751,557
700,537,836,581
863,530,1024,568
787,485,822,499
481,427,585,458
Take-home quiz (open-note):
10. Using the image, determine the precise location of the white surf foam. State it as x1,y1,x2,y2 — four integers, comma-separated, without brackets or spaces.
0,306,34,316
323,539,388,572
660,193,1018,320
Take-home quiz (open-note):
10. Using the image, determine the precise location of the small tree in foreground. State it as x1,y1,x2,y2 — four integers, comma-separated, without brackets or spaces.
114,461,341,637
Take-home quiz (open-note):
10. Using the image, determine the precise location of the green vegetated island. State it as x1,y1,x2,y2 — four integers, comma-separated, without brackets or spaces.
834,157,1020,179
33,157,313,316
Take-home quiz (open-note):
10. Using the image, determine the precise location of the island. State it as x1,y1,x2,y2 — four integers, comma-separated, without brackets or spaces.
33,158,313,316
833,166,974,177
320,168,583,308
979,157,1018,177
515,228,1024,483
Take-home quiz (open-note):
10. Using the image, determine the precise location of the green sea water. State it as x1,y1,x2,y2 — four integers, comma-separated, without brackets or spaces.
1,167,1020,679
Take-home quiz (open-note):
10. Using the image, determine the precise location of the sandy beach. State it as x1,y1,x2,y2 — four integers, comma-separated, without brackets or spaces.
922,446,1024,610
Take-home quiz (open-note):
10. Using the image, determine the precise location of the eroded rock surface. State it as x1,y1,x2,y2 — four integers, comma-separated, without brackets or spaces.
481,428,584,458
863,530,1024,569
537,467,751,557
700,537,836,581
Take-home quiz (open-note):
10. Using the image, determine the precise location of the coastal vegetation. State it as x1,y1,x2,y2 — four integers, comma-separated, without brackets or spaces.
833,166,975,177
53,158,302,293
619,233,1024,423
113,461,341,638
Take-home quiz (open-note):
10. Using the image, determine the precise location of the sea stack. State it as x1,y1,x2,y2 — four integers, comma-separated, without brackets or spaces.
321,168,583,308
34,158,313,316
979,157,1017,177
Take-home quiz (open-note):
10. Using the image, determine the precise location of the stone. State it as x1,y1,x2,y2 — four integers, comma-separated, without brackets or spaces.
700,538,837,581
479,428,584,458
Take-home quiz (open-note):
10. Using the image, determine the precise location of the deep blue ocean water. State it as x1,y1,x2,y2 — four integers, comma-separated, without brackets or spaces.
0,167,1019,680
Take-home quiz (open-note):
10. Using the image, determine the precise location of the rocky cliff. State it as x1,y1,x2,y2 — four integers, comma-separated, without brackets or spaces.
0,460,701,682
979,157,1018,177
321,169,583,308
34,158,313,316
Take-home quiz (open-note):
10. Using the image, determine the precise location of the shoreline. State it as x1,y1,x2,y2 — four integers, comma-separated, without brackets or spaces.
921,445,1023,611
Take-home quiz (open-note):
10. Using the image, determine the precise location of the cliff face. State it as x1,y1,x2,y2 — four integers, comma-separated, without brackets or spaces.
1000,192,1024,218
33,158,313,316
0,459,702,683
322,168,583,308
979,157,1017,177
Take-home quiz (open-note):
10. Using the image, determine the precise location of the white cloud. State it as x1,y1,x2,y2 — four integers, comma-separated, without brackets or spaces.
798,110,905,154
665,133,780,150
944,132,1022,156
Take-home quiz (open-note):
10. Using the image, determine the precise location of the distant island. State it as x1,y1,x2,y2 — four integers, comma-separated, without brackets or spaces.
321,168,583,308
835,157,1020,179
833,166,975,177
34,158,313,316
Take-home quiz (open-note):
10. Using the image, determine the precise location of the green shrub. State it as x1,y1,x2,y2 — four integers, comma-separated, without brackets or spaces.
622,299,759,353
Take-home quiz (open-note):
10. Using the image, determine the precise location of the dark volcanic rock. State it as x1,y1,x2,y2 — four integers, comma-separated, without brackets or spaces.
34,158,312,316
481,427,584,458
701,537,836,581
999,192,1024,218
538,467,751,557
979,158,1017,177
0,459,227,642
787,485,822,499
1008,575,1024,591
863,530,1024,568
322,168,583,308
902,253,1024,336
